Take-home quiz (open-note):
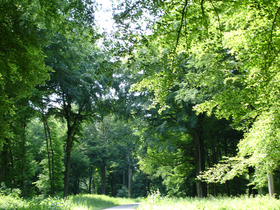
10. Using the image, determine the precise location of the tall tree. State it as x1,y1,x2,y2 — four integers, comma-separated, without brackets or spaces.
114,0,280,195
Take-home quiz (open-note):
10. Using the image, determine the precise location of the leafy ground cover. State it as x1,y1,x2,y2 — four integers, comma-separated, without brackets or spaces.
0,194,136,210
138,191,280,210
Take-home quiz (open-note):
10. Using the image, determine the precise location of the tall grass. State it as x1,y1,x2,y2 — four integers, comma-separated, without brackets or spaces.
70,194,137,210
138,190,280,210
0,194,136,210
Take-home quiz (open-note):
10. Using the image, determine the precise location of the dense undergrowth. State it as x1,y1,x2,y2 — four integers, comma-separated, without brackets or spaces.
0,194,136,210
2,190,280,210
138,191,280,210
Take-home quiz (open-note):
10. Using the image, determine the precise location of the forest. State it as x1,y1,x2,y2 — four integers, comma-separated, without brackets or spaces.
1,0,280,203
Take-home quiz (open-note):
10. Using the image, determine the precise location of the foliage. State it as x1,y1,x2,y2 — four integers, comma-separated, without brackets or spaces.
31,117,65,195
139,192,280,210
0,194,136,210
114,0,280,192
116,185,129,198
0,182,21,198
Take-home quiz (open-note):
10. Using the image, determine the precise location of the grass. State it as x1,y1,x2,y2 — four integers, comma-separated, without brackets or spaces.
0,194,137,210
2,192,280,210
70,194,137,210
138,191,280,210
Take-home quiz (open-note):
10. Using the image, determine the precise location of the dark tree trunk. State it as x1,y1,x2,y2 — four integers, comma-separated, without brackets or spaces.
46,119,55,196
128,168,132,198
0,139,9,184
248,166,257,197
63,101,77,197
42,113,54,196
101,162,106,195
110,173,114,196
123,169,126,186
192,182,197,197
89,166,93,194
193,129,207,198
63,134,72,197
127,153,132,198
21,122,26,198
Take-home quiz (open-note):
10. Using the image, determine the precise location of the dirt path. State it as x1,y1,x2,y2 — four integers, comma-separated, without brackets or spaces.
102,203,140,210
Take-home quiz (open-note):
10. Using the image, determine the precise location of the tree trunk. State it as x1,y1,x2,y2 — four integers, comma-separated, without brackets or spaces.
63,133,73,197
0,139,9,184
21,122,26,198
89,166,93,194
101,162,106,195
268,173,276,198
110,173,114,196
123,169,126,186
42,114,54,196
127,152,132,198
46,119,55,196
128,168,132,198
194,130,207,198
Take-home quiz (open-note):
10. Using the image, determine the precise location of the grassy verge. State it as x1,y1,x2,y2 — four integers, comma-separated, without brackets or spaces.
0,194,137,210
138,192,280,210
70,194,137,210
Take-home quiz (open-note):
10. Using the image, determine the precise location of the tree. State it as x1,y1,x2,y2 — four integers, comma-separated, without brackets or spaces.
0,0,50,143
33,116,65,196
41,33,109,197
114,0,280,196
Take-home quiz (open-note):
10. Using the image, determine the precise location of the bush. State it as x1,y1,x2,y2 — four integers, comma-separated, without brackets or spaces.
116,185,129,198
0,182,21,198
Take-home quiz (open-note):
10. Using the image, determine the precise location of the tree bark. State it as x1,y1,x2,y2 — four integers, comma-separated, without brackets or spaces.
123,169,126,186
46,119,55,196
63,134,72,197
101,161,106,195
21,122,26,198
193,129,207,198
127,152,132,198
0,139,9,184
128,168,132,198
89,166,93,194
42,113,54,196
268,172,276,198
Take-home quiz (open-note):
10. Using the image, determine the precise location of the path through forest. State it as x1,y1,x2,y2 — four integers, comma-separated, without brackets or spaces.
102,203,140,210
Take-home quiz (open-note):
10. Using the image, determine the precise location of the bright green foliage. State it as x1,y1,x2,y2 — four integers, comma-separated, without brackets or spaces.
116,0,280,190
31,117,65,195
0,193,136,210
139,192,280,210
82,114,140,196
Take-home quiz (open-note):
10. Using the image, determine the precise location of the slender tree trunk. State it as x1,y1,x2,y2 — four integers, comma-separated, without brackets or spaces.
9,143,16,188
46,119,55,196
42,113,53,196
128,168,132,198
127,153,132,198
268,173,276,198
101,161,106,195
21,122,26,198
0,139,9,183
89,166,92,194
193,129,207,198
110,173,114,196
123,169,126,186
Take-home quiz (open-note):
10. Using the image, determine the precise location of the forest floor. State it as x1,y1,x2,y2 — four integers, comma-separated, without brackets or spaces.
138,193,280,210
0,194,137,210
1,193,280,210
